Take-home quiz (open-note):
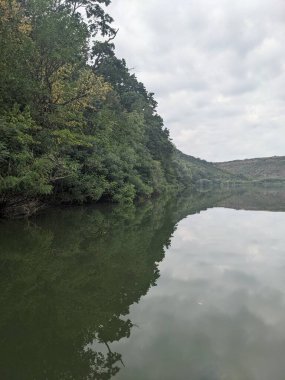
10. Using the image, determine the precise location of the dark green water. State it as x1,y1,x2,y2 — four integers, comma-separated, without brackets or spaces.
1,188,285,380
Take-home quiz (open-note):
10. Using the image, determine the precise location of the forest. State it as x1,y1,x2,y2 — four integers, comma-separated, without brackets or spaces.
0,0,233,217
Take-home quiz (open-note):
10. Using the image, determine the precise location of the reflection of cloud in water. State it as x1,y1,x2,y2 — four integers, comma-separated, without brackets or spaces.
246,243,263,262
115,208,285,380
176,226,197,242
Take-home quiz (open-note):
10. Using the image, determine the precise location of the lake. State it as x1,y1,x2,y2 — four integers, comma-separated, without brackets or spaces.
1,188,285,379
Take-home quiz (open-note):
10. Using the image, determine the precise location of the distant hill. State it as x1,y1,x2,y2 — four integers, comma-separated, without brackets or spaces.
175,150,235,184
215,156,285,181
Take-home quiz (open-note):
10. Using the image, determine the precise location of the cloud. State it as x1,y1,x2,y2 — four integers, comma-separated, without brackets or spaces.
109,0,285,161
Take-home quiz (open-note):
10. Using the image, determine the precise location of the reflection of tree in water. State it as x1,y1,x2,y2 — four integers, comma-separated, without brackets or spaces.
0,195,189,380
216,186,285,212
1,188,280,379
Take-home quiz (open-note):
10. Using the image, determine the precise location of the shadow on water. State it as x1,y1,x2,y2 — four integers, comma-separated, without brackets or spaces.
0,187,285,379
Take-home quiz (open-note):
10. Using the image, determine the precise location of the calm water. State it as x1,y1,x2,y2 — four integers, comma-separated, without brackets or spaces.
1,188,285,379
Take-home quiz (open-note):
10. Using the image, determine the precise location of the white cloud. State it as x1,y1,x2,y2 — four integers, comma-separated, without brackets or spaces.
109,0,285,161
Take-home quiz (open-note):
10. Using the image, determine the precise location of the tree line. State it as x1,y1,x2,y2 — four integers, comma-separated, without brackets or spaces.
0,0,202,216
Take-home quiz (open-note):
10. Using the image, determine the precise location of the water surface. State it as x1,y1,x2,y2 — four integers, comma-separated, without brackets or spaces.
1,188,285,379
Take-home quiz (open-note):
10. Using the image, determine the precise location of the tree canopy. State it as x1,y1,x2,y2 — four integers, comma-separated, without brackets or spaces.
0,0,230,216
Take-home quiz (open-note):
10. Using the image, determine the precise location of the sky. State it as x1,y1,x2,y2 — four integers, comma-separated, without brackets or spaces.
109,0,285,162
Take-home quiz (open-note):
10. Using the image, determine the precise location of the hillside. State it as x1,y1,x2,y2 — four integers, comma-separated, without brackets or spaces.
0,0,191,217
1,0,284,219
215,156,285,181
0,0,242,218
175,150,235,185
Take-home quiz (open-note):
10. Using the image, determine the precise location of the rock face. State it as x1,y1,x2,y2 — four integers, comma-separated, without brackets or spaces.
215,156,285,181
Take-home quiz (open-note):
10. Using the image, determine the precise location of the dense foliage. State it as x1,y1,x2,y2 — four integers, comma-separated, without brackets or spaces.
0,0,179,214
0,0,235,216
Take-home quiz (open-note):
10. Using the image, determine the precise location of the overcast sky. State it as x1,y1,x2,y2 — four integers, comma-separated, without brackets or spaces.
109,0,285,162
